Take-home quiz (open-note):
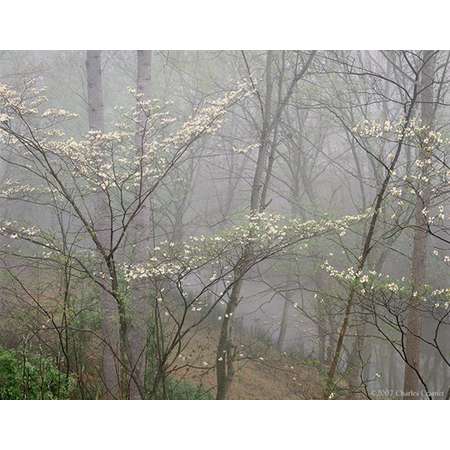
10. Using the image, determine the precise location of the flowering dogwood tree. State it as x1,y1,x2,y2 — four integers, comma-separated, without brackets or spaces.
0,79,248,397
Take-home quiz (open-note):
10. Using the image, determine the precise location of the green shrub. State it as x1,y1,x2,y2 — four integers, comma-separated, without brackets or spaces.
0,347,72,400
165,378,213,400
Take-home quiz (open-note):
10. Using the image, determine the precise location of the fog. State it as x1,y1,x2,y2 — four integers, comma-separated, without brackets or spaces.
0,50,448,400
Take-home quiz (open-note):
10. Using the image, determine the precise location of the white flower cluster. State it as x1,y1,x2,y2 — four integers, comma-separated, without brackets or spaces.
122,210,370,283
165,83,250,147
322,261,450,306
352,118,449,153
0,80,48,122
232,143,258,154
322,262,400,293
0,220,41,239
0,81,252,212
0,179,39,198
41,108,79,120
389,187,402,198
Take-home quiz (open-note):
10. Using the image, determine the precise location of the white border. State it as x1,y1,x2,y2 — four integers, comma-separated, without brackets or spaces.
1,0,450,49
0,400,447,448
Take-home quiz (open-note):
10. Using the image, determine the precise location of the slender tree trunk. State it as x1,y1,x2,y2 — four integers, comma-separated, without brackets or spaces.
403,50,436,399
346,317,366,391
315,270,328,364
86,50,120,398
325,75,420,397
346,251,384,390
277,178,300,353
277,283,291,351
249,51,273,213
215,271,244,399
216,51,274,399
215,51,315,398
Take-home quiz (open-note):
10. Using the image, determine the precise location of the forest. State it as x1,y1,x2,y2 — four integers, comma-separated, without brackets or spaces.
0,50,448,400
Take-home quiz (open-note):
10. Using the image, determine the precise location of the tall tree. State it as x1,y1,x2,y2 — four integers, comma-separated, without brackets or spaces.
86,50,119,397
215,51,274,400
325,52,423,396
86,51,104,131
216,50,315,399
128,50,153,398
403,50,437,399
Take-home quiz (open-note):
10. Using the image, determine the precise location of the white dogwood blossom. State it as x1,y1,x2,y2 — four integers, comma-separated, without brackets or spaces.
322,261,450,305
123,210,370,283
353,117,449,151
0,80,252,241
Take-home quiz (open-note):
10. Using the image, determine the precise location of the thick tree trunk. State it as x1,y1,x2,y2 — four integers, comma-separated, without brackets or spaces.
128,50,153,399
403,50,436,399
86,51,104,132
277,291,290,352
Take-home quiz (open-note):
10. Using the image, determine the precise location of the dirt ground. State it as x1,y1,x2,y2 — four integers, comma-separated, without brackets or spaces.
172,326,325,399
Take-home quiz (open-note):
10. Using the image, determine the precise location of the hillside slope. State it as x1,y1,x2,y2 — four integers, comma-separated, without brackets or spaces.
173,326,326,399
